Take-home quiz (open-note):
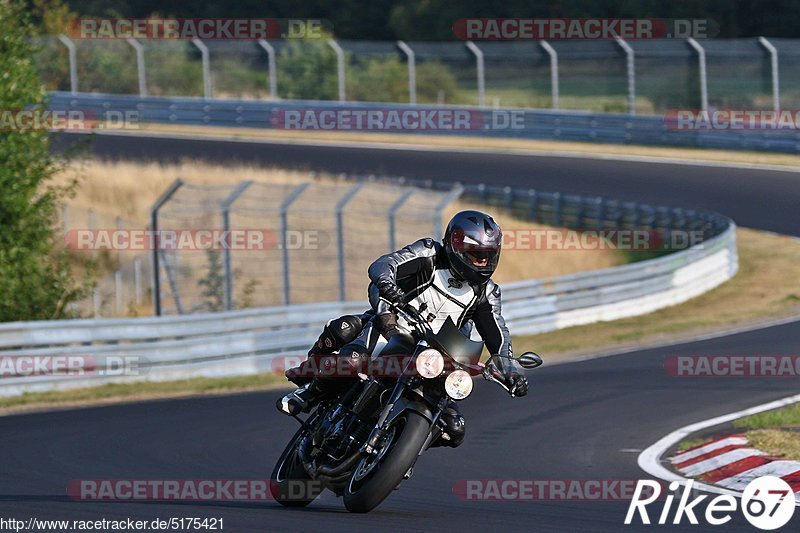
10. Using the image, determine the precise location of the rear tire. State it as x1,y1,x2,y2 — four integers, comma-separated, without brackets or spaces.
343,411,430,513
270,428,322,507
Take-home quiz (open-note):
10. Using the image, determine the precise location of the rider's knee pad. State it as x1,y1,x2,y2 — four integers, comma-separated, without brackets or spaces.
310,315,363,355
440,406,466,448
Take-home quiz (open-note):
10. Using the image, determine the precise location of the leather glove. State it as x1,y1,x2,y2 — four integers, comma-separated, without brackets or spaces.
484,355,529,397
376,279,406,306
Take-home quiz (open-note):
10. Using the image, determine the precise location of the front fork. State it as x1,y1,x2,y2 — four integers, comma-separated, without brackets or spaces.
361,373,446,456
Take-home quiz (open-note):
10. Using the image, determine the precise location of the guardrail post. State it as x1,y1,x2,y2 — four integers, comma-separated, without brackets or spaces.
465,41,485,107
336,183,365,300
126,38,147,97
758,37,780,112
257,39,278,99
539,40,559,109
327,39,346,102
150,179,184,316
280,183,310,305
396,40,417,104
687,38,708,111
615,36,635,115
221,181,254,311
433,183,465,239
57,35,78,94
191,38,212,99
388,188,415,251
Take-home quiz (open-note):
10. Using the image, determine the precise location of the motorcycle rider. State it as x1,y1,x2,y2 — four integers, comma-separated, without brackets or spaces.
278,210,529,448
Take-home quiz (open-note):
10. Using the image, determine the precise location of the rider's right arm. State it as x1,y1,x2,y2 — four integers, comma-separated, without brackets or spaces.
367,238,438,287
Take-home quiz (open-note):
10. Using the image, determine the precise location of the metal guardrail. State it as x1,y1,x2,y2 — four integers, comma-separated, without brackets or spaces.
0,179,737,396
49,92,800,153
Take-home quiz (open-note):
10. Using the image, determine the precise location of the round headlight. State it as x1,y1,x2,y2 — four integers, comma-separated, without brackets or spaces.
445,369,473,400
415,349,444,378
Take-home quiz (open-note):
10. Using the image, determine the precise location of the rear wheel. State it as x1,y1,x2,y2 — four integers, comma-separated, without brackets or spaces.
343,411,430,513
270,428,322,507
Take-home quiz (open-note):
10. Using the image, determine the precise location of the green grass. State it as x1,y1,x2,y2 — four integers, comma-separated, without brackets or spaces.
733,403,800,429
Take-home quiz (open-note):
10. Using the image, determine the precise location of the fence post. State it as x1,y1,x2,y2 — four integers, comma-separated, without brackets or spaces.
465,41,485,107
114,270,122,314
280,183,310,306
221,181,254,311
57,35,78,94
126,38,147,97
434,184,465,239
528,189,538,221
758,36,780,112
92,288,100,318
388,188,415,251
615,36,636,115
396,40,417,105
257,39,278,99
150,178,184,316
191,38,212,99
687,38,708,111
327,39,346,102
115,216,124,265
539,40,559,109
336,183,365,301
134,257,142,305
553,192,562,226
87,208,95,230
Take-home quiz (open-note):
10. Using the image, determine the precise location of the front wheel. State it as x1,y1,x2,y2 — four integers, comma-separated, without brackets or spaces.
343,411,430,513
270,428,322,507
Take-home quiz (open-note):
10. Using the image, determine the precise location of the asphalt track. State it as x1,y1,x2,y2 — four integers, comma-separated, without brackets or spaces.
2,132,796,531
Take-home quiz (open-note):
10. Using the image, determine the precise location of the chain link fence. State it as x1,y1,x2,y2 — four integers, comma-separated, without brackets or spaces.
36,36,789,113
150,178,460,316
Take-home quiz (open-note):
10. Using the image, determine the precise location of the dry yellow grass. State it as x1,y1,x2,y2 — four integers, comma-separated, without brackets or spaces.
745,429,800,461
139,123,800,169
55,158,623,283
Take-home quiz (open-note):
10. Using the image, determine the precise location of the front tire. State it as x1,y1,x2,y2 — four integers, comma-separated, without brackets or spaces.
270,428,322,507
343,411,430,513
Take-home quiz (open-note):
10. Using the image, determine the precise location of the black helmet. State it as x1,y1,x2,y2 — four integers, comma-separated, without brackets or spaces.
444,210,502,284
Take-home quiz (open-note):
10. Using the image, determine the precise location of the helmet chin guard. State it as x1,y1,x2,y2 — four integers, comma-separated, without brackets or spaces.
444,210,502,285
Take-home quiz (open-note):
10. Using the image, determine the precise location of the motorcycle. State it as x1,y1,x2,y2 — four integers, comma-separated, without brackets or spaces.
270,301,542,513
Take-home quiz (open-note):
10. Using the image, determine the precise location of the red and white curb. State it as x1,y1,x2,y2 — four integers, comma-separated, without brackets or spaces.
638,392,800,504
671,434,800,503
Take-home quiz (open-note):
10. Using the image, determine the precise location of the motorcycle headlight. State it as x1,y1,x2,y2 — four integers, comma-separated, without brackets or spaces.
415,349,444,379
445,369,473,400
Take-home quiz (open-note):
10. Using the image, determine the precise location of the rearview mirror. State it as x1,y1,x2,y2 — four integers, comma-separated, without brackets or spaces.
516,351,543,369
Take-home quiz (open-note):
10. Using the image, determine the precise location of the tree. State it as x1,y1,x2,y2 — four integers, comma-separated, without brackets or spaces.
0,0,90,321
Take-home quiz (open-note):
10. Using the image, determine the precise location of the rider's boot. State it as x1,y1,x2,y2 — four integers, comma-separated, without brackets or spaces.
277,314,366,416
